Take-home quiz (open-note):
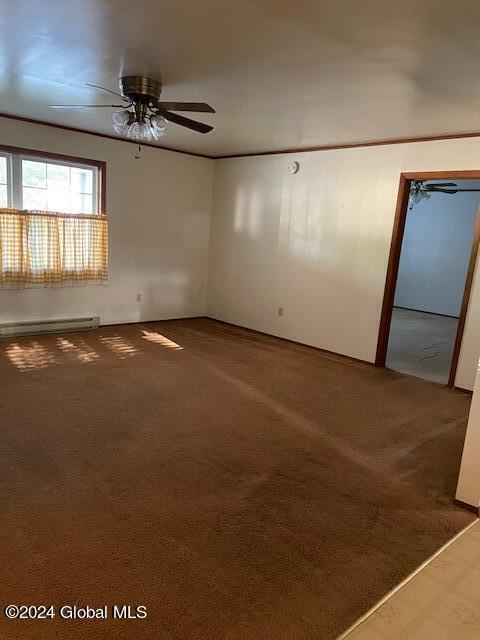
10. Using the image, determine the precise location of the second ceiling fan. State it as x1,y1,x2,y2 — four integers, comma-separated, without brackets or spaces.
51,75,215,142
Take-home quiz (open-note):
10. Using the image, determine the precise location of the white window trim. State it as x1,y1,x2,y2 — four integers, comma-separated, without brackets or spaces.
0,151,13,208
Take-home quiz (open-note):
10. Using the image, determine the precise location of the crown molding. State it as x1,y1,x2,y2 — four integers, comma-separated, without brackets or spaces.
214,130,480,159
0,112,213,159
3,111,480,161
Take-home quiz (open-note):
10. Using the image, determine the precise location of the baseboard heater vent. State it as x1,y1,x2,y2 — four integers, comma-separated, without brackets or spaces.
0,317,100,338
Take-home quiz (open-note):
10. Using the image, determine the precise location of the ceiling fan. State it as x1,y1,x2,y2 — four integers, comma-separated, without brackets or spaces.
50,76,215,143
409,180,480,209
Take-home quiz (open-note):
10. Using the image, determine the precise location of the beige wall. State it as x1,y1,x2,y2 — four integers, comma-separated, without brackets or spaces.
207,139,480,390
0,117,213,326
456,361,480,507
2,118,480,390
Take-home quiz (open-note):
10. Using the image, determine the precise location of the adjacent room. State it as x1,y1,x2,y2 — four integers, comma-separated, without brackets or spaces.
1,2,480,640
386,179,480,384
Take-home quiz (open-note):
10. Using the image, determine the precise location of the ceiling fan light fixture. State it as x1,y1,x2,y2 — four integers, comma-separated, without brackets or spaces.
127,120,152,142
51,76,214,140
112,107,168,142
111,109,131,134
150,114,168,139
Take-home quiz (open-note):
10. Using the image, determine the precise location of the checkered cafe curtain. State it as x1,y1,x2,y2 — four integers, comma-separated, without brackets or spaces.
0,208,108,287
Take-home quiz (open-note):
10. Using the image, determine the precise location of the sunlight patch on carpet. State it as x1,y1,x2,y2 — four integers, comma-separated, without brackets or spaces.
141,330,183,350
6,341,57,371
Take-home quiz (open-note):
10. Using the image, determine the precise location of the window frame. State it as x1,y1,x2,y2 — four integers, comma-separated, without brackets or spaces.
0,144,106,215
0,151,12,208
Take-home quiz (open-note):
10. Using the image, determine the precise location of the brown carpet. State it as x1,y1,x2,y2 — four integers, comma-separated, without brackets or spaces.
0,318,474,640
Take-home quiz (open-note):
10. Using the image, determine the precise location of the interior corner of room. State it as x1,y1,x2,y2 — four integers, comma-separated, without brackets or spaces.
207,156,480,394
0,117,214,327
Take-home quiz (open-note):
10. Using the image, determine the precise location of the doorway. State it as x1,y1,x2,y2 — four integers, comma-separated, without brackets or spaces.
376,171,480,387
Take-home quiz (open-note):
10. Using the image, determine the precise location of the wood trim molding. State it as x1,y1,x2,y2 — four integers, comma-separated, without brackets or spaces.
206,316,375,368
0,142,107,215
453,498,480,515
215,132,480,159
3,111,480,161
376,170,480,389
0,112,212,160
401,170,480,180
375,174,411,367
0,142,106,169
448,205,480,386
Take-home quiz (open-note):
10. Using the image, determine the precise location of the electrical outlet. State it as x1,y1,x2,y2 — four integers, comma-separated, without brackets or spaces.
278,307,284,317
136,293,142,303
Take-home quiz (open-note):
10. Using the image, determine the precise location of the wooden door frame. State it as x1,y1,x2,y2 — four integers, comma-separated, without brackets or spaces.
375,170,480,387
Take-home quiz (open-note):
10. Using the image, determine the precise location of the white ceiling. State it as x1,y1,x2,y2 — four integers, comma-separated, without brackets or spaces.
2,0,480,157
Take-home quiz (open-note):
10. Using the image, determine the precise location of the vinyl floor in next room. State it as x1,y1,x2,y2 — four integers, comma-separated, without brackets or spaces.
386,307,459,385
0,318,474,640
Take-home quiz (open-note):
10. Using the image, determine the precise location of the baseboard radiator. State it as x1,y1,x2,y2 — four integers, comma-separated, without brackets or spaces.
0,317,100,338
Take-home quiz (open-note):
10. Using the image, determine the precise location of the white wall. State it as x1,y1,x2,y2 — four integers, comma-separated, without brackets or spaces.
2,118,480,390
456,359,480,508
207,139,480,391
0,117,213,325
394,183,480,317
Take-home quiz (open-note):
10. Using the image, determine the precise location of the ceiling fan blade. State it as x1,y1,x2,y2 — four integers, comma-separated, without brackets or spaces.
158,109,213,133
425,182,457,188
50,104,126,109
157,102,215,113
85,83,128,101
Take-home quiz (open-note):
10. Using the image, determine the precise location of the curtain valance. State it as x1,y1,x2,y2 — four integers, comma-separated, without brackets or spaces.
0,208,108,287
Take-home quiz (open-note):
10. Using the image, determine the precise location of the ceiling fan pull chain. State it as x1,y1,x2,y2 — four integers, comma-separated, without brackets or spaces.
135,143,142,159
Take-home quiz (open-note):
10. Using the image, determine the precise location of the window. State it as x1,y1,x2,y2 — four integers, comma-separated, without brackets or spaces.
0,155,8,207
1,152,99,213
0,147,107,287
21,159,96,214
